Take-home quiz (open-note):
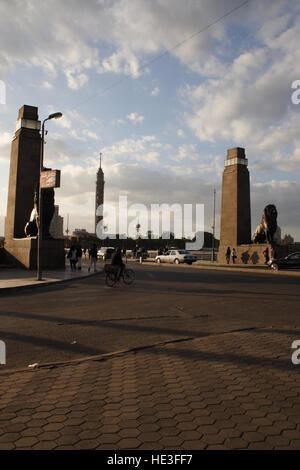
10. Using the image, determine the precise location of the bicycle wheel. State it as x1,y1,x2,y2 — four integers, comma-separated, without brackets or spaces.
106,272,116,287
123,268,135,285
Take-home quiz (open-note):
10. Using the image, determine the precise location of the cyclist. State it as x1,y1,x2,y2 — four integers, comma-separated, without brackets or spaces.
111,247,125,280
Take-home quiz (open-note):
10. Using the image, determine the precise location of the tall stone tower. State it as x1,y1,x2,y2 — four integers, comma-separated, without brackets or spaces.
5,105,41,240
4,104,65,269
219,147,251,260
95,152,105,234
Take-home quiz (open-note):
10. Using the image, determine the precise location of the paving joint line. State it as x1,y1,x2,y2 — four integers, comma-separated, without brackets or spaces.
0,325,267,377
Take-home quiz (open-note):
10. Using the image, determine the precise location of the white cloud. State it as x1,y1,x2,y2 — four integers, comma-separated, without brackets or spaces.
151,86,160,96
170,144,200,162
0,132,12,162
40,81,53,89
126,112,145,124
82,129,100,141
65,70,89,90
100,136,159,164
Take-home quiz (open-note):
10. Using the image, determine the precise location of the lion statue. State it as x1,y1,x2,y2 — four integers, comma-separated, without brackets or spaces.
25,186,55,239
252,204,281,244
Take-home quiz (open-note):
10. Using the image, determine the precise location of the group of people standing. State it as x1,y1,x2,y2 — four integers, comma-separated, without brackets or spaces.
226,246,277,265
225,247,237,264
67,244,98,272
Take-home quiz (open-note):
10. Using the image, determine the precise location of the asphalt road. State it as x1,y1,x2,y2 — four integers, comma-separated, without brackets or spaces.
0,263,300,370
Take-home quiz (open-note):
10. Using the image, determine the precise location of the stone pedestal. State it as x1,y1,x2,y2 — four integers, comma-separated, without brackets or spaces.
4,238,65,269
218,244,288,265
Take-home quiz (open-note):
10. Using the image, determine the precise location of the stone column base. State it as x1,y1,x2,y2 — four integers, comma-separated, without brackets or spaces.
218,244,288,265
4,237,65,269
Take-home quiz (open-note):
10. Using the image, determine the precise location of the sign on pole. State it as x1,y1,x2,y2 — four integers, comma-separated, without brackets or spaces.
40,170,61,188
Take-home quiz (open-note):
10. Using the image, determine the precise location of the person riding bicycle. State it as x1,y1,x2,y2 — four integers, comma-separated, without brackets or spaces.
111,247,125,280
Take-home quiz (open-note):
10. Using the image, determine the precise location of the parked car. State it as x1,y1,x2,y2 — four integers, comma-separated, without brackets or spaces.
97,247,115,261
268,252,300,271
155,249,197,265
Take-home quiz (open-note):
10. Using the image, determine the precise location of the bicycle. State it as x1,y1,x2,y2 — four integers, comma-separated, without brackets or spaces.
104,264,135,287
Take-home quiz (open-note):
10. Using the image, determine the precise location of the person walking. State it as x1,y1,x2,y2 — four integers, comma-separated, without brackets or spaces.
232,248,237,264
76,244,83,270
88,244,98,272
68,245,77,271
226,247,231,264
263,246,270,264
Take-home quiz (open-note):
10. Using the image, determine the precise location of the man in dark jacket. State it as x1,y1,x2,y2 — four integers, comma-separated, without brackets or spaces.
111,248,125,280
88,244,98,272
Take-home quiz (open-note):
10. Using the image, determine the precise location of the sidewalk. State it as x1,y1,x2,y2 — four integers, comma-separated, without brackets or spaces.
0,326,299,450
0,259,104,293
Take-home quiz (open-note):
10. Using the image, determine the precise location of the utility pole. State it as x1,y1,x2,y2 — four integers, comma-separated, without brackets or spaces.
211,188,216,262
66,214,69,237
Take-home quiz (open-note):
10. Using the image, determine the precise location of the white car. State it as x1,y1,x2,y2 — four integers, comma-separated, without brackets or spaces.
155,250,197,265
97,247,115,260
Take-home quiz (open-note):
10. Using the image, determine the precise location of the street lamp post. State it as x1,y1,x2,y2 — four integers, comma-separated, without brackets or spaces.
37,112,63,281
211,188,216,262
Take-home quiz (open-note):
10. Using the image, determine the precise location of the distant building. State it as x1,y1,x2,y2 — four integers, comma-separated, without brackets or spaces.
72,228,90,238
95,152,105,234
49,205,64,239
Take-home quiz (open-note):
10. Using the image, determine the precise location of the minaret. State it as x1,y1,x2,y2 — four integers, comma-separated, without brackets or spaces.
95,152,105,234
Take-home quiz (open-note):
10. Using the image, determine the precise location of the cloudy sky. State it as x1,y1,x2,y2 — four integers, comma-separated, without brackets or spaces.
0,0,300,241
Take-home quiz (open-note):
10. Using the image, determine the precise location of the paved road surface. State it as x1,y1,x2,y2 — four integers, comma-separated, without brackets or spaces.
0,263,299,370
1,264,300,450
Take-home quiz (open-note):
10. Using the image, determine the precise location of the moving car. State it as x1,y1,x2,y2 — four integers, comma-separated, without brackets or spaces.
97,247,115,260
155,249,197,265
268,252,300,271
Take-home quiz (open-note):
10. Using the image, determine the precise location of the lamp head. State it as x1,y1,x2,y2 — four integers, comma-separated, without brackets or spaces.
48,112,63,120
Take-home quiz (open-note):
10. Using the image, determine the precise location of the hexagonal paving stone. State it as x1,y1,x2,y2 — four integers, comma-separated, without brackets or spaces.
74,440,100,450
55,435,80,446
98,434,120,444
138,432,162,443
21,428,44,437
0,433,20,443
119,428,141,438
79,430,101,440
117,438,141,449
14,437,39,448
33,442,58,450
38,431,61,441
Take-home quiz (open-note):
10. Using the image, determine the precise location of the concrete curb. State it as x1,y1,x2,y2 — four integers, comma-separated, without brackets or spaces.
140,260,300,276
0,269,104,295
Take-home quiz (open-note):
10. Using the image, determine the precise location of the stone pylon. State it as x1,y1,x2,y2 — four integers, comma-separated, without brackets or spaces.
5,105,41,240
219,147,251,261
4,105,65,269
